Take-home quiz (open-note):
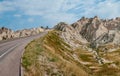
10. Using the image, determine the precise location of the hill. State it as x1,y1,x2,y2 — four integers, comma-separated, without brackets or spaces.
22,16,120,76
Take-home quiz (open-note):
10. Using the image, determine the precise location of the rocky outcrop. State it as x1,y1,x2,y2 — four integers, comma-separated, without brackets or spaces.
112,30,120,45
0,27,14,40
21,17,120,76
0,27,45,40
15,27,44,37
54,22,87,49
54,16,120,48
54,16,120,66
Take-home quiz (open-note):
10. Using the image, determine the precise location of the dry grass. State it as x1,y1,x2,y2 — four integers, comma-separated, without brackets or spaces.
22,31,90,76
93,45,120,76
22,30,120,76
42,31,89,76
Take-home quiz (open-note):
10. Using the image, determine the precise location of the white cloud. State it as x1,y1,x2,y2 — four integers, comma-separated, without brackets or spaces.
13,0,64,15
0,1,15,12
28,18,34,22
14,14,21,17
0,0,120,26
43,13,77,25
78,0,120,18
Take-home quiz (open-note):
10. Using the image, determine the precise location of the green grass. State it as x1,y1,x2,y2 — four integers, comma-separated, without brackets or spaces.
48,57,58,62
79,54,93,62
22,39,44,70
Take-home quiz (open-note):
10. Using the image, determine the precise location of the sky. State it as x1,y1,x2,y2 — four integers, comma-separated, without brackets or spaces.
0,0,120,30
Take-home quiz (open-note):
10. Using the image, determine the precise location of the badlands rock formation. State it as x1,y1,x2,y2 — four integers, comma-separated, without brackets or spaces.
54,22,88,49
0,27,14,40
54,16,120,48
0,27,45,40
22,16,120,76
54,16,120,65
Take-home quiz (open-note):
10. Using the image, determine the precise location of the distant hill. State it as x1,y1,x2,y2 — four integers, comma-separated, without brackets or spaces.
0,27,45,40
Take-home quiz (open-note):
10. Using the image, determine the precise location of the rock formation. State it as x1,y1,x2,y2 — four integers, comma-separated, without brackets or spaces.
0,27,14,40
54,16,120,48
0,27,45,40
54,22,87,49
54,16,120,65
22,16,120,76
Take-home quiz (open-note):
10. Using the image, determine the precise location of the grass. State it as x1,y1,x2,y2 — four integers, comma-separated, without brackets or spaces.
22,30,120,76
91,45,120,76
79,54,93,62
43,31,71,52
48,56,59,62
22,31,90,76
42,31,89,76
22,38,44,76
95,64,120,76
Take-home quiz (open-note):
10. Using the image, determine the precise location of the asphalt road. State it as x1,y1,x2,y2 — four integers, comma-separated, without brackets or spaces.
0,32,47,76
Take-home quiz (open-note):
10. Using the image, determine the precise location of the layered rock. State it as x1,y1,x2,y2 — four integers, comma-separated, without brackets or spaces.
54,16,120,65
16,28,44,37
0,27,14,40
54,22,87,49
0,27,45,40
54,16,120,48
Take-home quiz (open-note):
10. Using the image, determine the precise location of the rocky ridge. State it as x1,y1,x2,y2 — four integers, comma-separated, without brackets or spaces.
0,27,45,40
54,16,120,75
21,16,120,76
54,16,120,48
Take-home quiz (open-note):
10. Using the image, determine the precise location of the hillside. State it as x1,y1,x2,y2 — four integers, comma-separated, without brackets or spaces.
22,16,120,76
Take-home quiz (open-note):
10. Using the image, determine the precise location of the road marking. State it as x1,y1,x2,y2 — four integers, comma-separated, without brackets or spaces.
0,44,19,59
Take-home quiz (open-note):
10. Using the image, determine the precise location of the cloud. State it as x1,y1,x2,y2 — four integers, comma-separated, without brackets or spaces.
13,0,64,16
78,0,120,18
0,0,77,24
0,1,15,12
14,14,21,17
43,13,77,25
0,0,120,28
28,18,34,22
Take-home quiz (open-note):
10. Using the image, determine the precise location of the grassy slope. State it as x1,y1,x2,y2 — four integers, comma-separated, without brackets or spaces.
22,31,90,76
22,30,120,76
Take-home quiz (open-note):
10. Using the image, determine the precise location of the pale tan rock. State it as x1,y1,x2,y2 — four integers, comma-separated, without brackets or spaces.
95,23,108,39
54,16,120,48
0,27,45,40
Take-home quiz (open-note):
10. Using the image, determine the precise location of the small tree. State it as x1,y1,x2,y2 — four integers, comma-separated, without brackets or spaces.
41,26,44,28
46,26,49,29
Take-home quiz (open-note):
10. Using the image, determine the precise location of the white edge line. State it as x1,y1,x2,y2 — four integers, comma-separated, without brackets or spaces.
0,44,19,59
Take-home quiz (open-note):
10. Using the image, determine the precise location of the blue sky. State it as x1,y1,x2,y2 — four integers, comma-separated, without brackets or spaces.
0,0,120,30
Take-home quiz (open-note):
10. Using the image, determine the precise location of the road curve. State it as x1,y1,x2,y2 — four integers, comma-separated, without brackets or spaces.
0,32,47,76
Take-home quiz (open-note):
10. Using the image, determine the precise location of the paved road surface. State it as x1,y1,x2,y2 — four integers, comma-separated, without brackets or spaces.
0,32,47,76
